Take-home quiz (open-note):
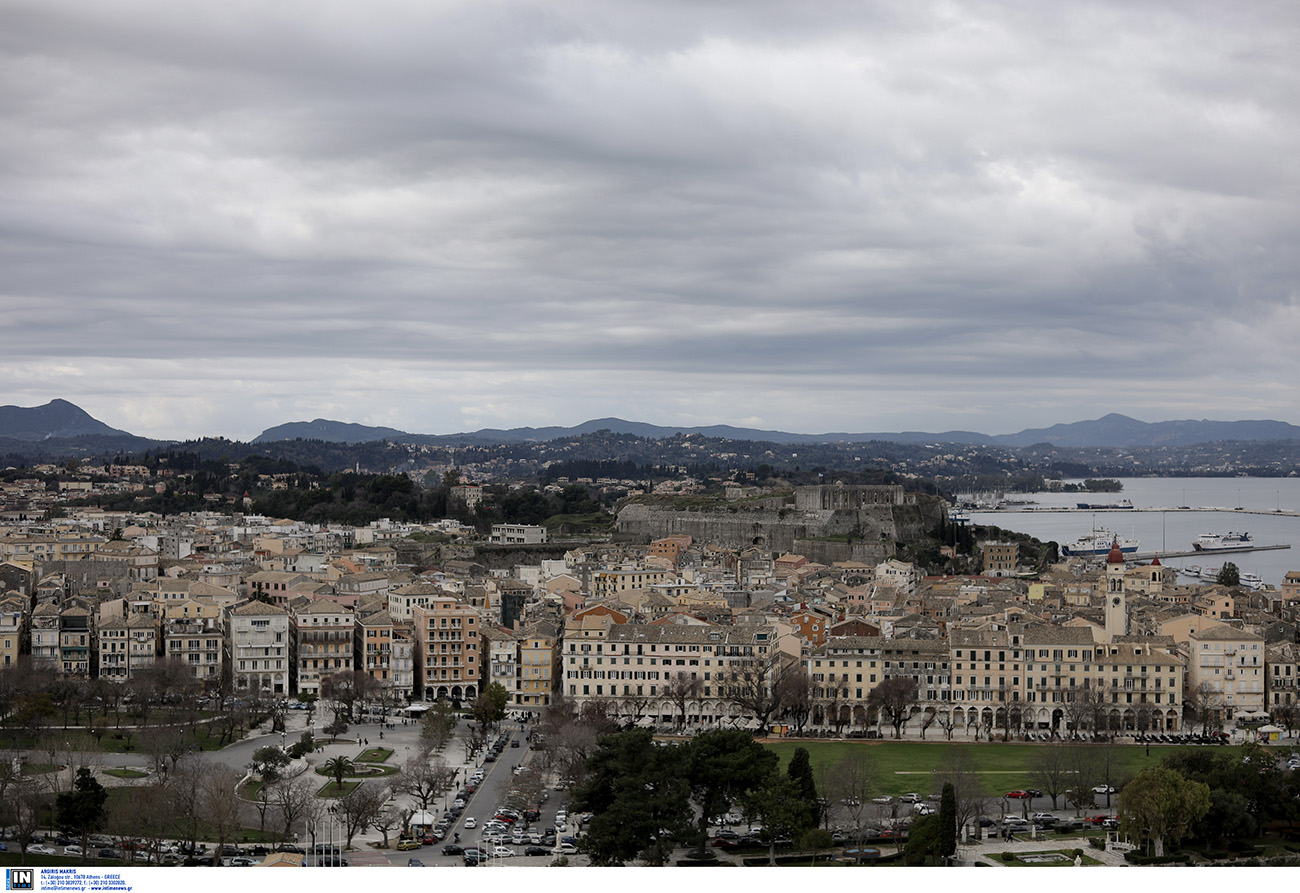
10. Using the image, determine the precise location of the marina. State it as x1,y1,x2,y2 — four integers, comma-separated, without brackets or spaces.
965,477,1300,588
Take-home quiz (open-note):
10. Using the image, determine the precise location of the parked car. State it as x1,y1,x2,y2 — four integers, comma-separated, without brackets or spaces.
406,858,424,867
898,793,922,804
1005,790,1030,799
491,846,516,858
225,856,255,867
1032,813,1056,824
1025,789,1043,798
1093,785,1116,795
871,795,893,804
524,845,550,857
441,844,465,856
64,845,84,857
28,844,57,855
557,843,579,855
396,838,420,851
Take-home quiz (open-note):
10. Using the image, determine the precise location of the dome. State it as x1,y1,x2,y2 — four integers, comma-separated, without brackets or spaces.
1107,541,1125,564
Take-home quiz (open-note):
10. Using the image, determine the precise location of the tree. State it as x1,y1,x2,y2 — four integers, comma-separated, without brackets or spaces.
939,783,957,860
776,670,814,735
250,745,292,784
663,671,702,732
744,773,814,865
824,750,880,842
719,656,787,733
569,729,691,865
933,746,988,837
336,782,387,847
271,775,318,841
472,682,509,732
419,701,458,752
868,676,918,739
904,813,943,865
199,768,245,865
1028,742,1079,810
1216,563,1241,587
392,755,457,811
323,755,354,793
1184,682,1225,735
321,671,379,724
685,729,779,856
1119,767,1210,857
786,746,819,829
55,767,108,851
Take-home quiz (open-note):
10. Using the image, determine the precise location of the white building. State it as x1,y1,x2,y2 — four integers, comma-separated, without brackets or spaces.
228,601,291,695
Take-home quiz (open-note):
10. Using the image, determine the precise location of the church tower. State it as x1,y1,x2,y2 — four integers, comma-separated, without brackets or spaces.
1104,541,1128,641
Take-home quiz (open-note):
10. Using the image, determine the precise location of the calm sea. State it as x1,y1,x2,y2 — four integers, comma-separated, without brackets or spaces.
967,477,1300,587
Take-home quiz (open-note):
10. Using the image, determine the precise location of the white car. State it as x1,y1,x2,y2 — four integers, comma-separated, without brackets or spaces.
28,844,57,855
913,804,936,815
491,847,516,858
871,795,893,804
64,845,84,857
1092,785,1116,795
898,793,922,804
464,817,477,829
557,843,579,855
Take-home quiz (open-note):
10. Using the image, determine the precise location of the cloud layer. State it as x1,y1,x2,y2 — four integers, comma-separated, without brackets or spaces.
2,0,1298,439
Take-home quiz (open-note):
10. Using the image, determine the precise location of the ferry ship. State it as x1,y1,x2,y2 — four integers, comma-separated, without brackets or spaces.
1061,528,1139,557
1192,532,1253,552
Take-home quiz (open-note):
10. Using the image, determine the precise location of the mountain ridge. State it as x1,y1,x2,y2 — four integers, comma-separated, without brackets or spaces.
6,400,1300,449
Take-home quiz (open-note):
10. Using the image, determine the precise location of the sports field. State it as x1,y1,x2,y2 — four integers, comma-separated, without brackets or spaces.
762,739,1236,798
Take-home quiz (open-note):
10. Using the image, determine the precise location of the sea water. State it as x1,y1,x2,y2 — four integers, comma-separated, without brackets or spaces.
967,477,1300,587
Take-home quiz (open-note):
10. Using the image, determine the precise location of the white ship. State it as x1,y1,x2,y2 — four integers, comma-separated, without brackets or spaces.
1192,532,1253,552
1061,528,1139,557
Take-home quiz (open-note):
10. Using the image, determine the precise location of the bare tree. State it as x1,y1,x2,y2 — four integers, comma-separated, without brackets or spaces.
933,746,989,837
664,671,702,732
337,781,387,847
392,755,457,811
1185,682,1224,735
271,775,318,841
10,788,45,862
322,671,381,725
918,707,937,740
199,767,246,865
824,750,880,843
1028,742,1083,810
776,670,814,735
719,656,787,733
868,677,918,739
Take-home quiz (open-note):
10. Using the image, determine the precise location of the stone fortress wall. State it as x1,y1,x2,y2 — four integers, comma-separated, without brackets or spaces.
616,484,944,564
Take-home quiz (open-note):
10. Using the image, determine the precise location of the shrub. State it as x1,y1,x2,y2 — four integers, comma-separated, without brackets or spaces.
1001,853,1017,863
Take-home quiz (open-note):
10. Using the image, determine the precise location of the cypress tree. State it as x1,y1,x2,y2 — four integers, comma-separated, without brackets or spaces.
939,782,957,859
787,746,819,827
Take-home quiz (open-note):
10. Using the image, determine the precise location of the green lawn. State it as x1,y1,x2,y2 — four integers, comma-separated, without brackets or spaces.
762,740,1228,798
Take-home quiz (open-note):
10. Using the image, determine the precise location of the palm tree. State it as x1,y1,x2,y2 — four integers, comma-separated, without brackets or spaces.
323,756,354,794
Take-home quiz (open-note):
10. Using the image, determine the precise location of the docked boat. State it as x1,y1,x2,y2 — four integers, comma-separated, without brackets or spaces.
1075,499,1134,510
1061,528,1139,557
1200,566,1221,581
1192,532,1253,552
1239,572,1265,590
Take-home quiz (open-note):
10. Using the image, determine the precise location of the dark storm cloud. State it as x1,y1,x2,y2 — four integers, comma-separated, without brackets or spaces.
1,0,1297,438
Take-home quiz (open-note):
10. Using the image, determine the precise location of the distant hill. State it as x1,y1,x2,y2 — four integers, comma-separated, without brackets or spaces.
251,413,1300,448
252,419,412,445
0,399,132,441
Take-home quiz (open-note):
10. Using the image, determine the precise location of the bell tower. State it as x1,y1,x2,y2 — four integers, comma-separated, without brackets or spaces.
1104,540,1127,641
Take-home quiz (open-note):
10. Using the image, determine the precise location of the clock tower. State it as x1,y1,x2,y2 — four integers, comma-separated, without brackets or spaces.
1104,540,1128,641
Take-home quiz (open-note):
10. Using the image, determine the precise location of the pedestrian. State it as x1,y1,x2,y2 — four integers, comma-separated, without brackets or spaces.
379,731,384,739
365,738,369,746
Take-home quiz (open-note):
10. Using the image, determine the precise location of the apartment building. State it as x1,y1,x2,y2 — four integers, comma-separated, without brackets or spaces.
564,623,780,728
356,609,395,693
228,600,291,695
163,617,224,686
98,613,158,682
1184,625,1266,722
517,622,558,709
412,596,481,701
806,636,950,728
293,599,355,697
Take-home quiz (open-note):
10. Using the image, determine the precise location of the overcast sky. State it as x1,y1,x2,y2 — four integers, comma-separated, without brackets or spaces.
2,1,1298,441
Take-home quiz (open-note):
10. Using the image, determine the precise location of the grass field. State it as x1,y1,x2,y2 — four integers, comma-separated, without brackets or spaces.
762,739,1252,799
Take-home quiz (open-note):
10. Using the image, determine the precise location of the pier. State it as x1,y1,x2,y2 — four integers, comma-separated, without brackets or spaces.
972,505,1300,518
